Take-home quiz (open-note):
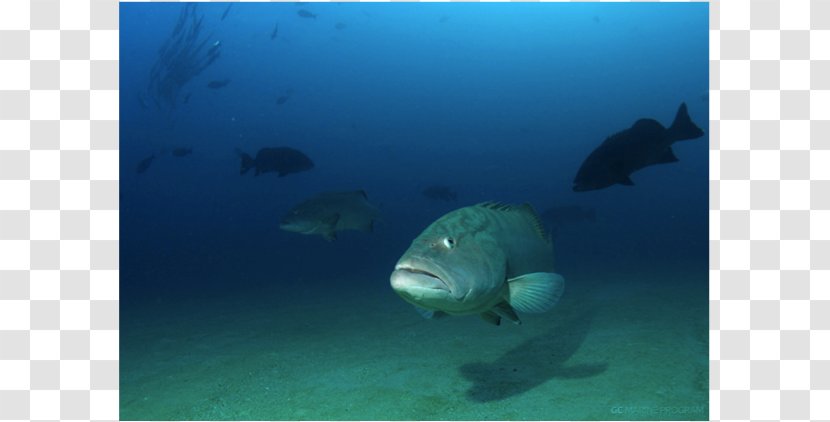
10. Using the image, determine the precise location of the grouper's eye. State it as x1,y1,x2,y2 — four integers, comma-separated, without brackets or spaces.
442,237,455,249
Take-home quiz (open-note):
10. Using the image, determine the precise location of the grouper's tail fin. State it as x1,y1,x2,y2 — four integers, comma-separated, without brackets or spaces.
668,102,704,142
235,148,255,175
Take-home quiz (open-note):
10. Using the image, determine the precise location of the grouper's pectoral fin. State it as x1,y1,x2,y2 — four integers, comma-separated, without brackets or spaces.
507,272,565,314
492,302,522,325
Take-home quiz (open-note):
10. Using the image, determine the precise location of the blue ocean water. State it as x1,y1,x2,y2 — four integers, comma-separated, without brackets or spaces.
120,3,708,420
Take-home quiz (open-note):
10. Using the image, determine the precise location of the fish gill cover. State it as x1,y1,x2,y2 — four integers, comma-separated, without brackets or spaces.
120,2,708,420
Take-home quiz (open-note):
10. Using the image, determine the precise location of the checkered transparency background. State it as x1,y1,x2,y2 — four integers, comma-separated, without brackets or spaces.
0,0,825,420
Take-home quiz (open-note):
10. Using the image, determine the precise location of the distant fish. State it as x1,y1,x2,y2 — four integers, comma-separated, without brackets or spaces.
207,79,230,89
171,147,192,157
297,9,316,19
182,92,192,104
422,185,458,201
573,103,704,192
207,40,221,56
390,202,564,325
221,4,232,21
593,15,600,24
136,154,155,174
236,147,314,177
280,190,380,241
439,15,450,23
276,89,293,106
335,22,347,30
270,22,279,40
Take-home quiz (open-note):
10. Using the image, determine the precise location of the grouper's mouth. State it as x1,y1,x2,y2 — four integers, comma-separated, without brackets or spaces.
391,264,450,292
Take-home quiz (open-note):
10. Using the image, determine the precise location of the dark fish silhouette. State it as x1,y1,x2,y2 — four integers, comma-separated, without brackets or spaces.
573,103,704,192
439,16,450,23
270,22,279,40
221,4,232,21
297,9,316,19
207,79,230,89
182,92,192,104
422,185,458,201
171,147,192,157
136,154,155,174
237,147,314,177
276,89,293,106
335,22,347,30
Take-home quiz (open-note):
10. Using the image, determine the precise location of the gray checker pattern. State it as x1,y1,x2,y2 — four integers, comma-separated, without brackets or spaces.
0,0,118,421
0,0,827,421
710,0,830,421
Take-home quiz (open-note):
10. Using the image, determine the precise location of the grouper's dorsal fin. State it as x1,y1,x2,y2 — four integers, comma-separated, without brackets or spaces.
518,203,551,244
476,202,550,244
476,201,513,211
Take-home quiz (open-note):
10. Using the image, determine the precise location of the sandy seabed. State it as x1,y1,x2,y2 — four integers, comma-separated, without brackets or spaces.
121,267,708,421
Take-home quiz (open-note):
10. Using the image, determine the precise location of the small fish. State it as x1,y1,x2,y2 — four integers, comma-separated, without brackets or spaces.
280,190,379,241
207,79,230,89
297,9,316,19
439,15,450,23
276,89,293,105
270,22,279,40
221,4,232,21
573,103,704,192
422,185,458,201
136,154,155,174
207,40,221,56
237,147,314,177
335,22,347,30
390,202,564,325
171,147,192,157
182,92,192,104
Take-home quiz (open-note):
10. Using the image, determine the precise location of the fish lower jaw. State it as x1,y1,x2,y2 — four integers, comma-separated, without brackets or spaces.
390,268,450,293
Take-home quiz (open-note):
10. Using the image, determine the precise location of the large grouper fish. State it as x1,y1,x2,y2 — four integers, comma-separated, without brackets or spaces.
280,190,379,241
390,202,565,325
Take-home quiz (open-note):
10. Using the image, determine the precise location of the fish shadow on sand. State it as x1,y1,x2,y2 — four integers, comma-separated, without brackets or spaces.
459,309,606,402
